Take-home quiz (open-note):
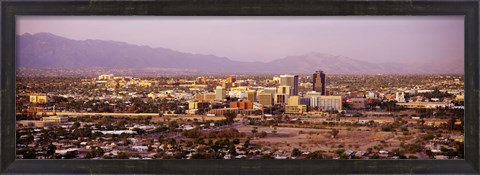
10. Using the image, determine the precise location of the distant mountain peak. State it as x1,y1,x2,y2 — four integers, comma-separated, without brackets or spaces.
33,32,66,38
304,52,333,57
16,32,463,74
20,32,33,36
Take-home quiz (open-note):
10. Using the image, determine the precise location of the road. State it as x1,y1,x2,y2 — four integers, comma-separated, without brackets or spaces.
36,112,244,121
38,112,162,117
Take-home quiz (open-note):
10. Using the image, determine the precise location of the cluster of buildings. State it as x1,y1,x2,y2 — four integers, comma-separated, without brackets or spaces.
20,72,464,119
187,70,342,115
18,115,68,127
94,74,155,88
16,71,465,160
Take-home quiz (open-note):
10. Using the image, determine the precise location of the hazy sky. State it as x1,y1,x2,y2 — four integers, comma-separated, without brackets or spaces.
17,16,464,63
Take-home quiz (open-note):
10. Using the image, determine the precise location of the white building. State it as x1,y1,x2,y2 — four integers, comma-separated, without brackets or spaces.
215,86,226,100
395,92,406,103
98,74,114,80
317,96,342,111
228,90,248,99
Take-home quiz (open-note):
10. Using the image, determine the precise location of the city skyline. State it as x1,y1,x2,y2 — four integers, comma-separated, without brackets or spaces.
17,16,463,64
16,71,465,160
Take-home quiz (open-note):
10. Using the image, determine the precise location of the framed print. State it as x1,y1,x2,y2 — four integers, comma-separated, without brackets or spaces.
1,0,479,174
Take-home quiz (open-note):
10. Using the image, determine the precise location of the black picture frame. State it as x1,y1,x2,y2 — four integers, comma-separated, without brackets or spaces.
1,0,479,174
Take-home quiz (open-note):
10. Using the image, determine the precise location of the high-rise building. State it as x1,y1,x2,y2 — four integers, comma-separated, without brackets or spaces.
277,85,291,95
313,70,326,95
275,94,288,104
247,90,257,102
279,74,299,95
215,86,226,101
263,87,277,95
258,93,273,106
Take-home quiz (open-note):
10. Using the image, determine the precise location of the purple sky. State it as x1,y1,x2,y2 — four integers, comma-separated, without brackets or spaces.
17,16,464,63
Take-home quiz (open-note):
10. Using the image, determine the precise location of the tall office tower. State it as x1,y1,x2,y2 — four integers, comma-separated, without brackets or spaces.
274,94,288,104
215,86,226,101
279,74,299,95
258,93,273,106
247,90,257,102
263,87,277,95
277,85,291,95
313,70,326,95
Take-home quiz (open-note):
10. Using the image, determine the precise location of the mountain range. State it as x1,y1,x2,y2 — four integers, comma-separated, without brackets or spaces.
17,32,463,74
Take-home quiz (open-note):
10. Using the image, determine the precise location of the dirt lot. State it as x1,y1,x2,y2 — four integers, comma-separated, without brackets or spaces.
235,124,418,156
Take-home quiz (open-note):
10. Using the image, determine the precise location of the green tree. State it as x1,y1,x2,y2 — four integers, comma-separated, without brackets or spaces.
306,151,323,159
260,154,274,159
224,112,237,125
46,144,56,156
116,152,130,159
64,151,78,159
292,148,302,157
335,148,345,156
243,139,250,148
71,121,81,130
228,144,237,156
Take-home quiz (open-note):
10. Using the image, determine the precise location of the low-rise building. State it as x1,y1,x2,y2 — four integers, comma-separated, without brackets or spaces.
230,100,253,110
42,116,68,123
138,80,152,87
207,108,239,116
396,102,451,109
350,97,367,109
188,102,209,110
29,93,48,104
318,96,342,111
285,105,307,114
17,120,56,127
